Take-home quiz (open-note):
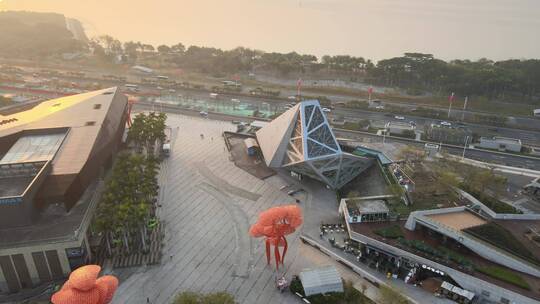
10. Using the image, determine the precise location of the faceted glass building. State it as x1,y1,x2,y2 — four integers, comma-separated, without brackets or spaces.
256,100,372,189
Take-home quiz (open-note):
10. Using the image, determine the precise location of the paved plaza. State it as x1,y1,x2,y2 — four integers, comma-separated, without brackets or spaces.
112,114,318,304
111,113,452,304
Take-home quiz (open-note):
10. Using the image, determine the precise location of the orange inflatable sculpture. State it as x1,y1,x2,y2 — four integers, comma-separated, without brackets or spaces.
249,205,303,269
51,265,118,304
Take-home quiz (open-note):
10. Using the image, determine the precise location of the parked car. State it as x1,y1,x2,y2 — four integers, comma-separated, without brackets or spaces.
322,108,331,113
199,111,208,117
440,121,452,127
394,115,405,120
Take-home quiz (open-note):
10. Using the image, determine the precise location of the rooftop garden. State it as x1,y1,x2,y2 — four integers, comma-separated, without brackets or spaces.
463,222,540,267
396,236,534,291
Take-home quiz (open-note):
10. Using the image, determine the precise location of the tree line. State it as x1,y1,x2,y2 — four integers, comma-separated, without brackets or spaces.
90,36,540,102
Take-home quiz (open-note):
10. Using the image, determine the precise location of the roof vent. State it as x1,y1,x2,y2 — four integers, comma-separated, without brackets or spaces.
85,121,96,126
0,118,18,125
93,104,102,110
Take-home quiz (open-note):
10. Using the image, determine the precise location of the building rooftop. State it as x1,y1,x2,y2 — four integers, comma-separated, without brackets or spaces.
480,136,522,144
427,211,487,231
345,198,389,214
0,132,66,164
0,87,127,176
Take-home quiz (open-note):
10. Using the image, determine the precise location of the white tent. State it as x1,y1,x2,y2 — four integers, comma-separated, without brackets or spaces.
299,266,344,297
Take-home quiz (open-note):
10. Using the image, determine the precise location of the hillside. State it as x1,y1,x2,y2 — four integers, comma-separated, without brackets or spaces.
0,11,84,57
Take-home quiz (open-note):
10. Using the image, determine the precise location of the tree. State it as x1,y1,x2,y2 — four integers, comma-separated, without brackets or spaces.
358,119,370,129
397,146,425,164
157,45,171,54
172,292,236,304
171,42,186,54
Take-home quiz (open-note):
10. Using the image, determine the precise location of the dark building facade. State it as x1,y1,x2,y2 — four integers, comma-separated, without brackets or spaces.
0,88,127,294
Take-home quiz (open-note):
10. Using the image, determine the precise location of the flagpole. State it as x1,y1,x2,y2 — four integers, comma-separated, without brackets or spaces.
461,96,468,121
447,92,454,118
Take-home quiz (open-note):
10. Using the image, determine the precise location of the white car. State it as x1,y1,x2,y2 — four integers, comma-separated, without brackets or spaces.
394,115,405,120
322,108,331,113
440,121,452,127
231,98,240,102
199,111,208,117
288,96,297,100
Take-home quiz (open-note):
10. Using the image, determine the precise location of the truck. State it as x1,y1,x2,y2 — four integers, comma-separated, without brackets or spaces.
162,126,172,157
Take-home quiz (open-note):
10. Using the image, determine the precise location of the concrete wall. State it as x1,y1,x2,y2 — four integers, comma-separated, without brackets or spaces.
0,238,82,293
348,229,539,304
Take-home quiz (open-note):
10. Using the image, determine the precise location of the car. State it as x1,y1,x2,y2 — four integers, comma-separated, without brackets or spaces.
288,96,297,100
409,121,417,126
231,98,240,102
322,108,331,113
440,121,452,127
199,111,208,117
394,115,405,120
375,105,384,110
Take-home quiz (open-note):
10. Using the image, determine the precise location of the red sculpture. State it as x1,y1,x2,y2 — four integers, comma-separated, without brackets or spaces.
51,265,118,304
249,205,303,269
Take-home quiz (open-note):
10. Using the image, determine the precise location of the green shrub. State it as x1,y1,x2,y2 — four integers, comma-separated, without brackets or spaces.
476,266,530,290
374,225,404,239
172,291,236,304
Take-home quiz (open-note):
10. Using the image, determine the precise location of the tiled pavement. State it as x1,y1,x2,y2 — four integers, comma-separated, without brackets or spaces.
112,115,311,304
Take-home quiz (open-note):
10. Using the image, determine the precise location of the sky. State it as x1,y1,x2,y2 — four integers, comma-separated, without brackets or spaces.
1,0,540,61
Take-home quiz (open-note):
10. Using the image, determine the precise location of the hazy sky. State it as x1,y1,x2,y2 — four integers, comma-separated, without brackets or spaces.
2,0,540,61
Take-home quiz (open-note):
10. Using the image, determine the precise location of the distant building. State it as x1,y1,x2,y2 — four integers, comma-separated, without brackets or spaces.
299,266,343,296
385,121,415,136
0,88,127,294
476,136,522,153
425,123,471,145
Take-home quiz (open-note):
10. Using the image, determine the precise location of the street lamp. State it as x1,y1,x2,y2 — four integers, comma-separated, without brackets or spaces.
462,135,470,160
